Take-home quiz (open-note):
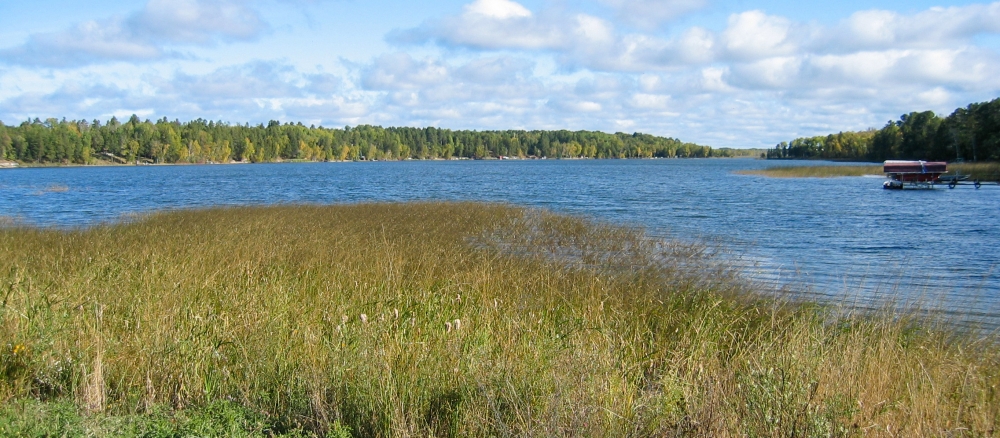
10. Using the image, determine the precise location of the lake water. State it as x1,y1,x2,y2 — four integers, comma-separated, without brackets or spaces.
2,159,998,328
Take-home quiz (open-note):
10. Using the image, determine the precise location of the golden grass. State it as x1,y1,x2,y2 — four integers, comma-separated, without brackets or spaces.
1,203,998,436
737,165,883,178
951,162,1000,182
742,162,1000,181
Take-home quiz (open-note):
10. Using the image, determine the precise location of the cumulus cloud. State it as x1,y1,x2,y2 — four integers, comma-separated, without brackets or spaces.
0,62,363,126
158,62,305,99
0,21,163,67
361,54,451,91
721,11,804,61
376,0,1000,145
0,0,267,67
391,0,579,51
0,83,135,120
131,0,266,44
385,0,1000,122
464,0,532,19
596,0,707,28
827,3,1000,51
3,0,1000,149
358,53,549,124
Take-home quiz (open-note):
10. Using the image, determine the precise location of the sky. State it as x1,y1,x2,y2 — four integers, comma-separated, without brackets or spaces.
1,0,999,148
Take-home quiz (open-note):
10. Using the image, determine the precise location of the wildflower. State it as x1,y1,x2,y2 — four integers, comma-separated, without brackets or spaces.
360,314,368,324
12,344,27,356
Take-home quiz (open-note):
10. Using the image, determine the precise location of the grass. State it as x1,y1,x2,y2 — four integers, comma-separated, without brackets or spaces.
951,162,1000,182
1,202,998,436
741,162,1000,181
737,165,883,178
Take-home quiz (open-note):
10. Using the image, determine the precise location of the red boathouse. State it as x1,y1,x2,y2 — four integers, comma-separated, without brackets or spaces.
883,160,947,189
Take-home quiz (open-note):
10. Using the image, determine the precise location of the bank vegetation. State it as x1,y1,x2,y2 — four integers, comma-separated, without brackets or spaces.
1,203,997,436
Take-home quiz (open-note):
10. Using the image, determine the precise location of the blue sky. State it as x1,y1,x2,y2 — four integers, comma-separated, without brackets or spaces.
1,0,998,148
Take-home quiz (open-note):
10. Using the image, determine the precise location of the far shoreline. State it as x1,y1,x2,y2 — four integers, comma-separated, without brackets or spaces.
0,155,760,170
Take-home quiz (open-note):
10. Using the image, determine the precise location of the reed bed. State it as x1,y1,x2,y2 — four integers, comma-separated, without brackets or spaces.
951,162,1000,182
737,165,883,178
742,162,1000,181
1,203,997,436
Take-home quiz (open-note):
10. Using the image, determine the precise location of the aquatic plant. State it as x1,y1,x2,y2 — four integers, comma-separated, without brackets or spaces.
0,202,997,436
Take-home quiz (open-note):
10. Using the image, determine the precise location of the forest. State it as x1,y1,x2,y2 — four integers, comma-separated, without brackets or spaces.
766,97,1000,162
0,116,740,165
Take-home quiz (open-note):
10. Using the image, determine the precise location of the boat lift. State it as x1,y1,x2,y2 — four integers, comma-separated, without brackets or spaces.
882,160,995,190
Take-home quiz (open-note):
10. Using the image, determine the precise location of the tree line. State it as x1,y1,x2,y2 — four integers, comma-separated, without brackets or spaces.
0,116,738,165
766,97,1000,162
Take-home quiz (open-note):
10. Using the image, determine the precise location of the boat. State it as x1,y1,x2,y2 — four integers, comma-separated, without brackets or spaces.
882,160,992,189
882,160,947,189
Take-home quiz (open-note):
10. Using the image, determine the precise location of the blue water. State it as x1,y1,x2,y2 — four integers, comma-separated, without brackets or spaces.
2,159,998,327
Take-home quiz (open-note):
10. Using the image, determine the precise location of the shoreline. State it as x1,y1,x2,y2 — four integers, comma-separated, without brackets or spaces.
1,155,760,169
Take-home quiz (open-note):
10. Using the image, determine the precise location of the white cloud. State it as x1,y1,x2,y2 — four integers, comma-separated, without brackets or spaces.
0,20,163,67
383,0,1000,140
464,0,532,19
361,53,451,91
455,56,535,84
726,56,802,89
596,0,707,28
160,62,304,99
629,93,673,111
3,0,1000,149
132,0,266,43
830,3,1000,51
0,0,267,67
574,14,616,45
721,11,802,61
390,0,563,50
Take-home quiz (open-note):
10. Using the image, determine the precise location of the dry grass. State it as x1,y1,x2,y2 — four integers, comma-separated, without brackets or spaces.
737,165,883,178
1,203,998,436
742,162,1000,182
951,162,1000,182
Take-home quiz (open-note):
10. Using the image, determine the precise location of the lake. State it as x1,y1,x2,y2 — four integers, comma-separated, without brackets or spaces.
2,159,998,328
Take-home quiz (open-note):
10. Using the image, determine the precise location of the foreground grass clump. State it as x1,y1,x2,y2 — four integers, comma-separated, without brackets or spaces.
1,202,998,436
737,165,883,178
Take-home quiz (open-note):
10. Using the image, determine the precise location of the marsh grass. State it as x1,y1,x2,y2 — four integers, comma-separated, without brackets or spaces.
737,165,884,178
742,162,1000,181
951,162,1000,182
1,202,998,436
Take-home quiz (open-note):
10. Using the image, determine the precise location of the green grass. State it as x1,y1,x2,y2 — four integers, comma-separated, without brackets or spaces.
1,203,998,436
